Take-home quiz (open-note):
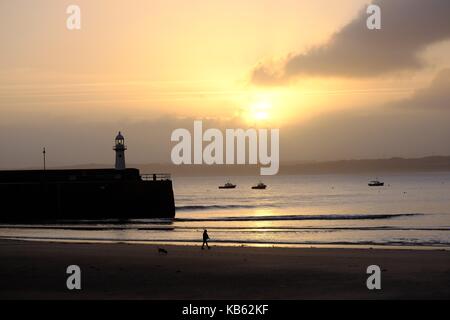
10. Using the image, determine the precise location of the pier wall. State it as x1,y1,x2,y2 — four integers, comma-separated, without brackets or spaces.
0,179,175,222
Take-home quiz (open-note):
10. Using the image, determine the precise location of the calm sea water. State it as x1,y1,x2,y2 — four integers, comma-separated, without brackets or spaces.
1,172,450,248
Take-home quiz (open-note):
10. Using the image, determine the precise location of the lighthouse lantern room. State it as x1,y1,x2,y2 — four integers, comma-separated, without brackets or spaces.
113,131,127,170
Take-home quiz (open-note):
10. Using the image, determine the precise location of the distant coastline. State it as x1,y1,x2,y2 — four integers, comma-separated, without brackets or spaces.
12,155,450,176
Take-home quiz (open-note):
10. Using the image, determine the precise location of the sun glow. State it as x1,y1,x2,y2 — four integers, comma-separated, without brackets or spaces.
245,100,272,124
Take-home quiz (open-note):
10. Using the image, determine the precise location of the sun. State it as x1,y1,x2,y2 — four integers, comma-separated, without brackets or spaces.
254,110,269,121
246,100,272,123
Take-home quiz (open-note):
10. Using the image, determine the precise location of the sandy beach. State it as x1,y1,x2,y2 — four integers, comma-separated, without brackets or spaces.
0,240,449,300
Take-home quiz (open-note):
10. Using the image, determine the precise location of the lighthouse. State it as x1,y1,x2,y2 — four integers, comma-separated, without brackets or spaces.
113,131,127,170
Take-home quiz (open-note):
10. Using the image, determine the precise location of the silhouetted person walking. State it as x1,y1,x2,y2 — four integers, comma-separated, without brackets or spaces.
202,229,210,250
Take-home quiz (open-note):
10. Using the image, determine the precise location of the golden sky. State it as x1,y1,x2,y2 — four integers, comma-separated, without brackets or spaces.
1,0,450,167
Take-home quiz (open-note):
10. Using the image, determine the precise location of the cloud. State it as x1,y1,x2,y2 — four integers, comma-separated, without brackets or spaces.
280,69,450,160
398,68,450,109
252,0,450,84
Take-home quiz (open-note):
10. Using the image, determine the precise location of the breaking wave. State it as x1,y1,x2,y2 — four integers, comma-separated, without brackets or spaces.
175,213,422,222
176,204,275,211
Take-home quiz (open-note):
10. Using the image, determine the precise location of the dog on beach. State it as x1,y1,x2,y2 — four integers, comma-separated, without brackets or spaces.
158,248,168,255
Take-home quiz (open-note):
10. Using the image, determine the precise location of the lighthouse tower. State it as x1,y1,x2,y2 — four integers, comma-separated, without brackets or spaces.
113,131,127,170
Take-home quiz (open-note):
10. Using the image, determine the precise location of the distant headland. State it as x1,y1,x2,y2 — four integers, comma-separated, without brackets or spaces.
25,156,450,177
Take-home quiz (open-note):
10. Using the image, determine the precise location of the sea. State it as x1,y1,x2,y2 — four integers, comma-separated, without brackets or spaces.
1,172,450,249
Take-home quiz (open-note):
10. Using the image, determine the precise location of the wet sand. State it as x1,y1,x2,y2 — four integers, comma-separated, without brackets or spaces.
0,240,449,299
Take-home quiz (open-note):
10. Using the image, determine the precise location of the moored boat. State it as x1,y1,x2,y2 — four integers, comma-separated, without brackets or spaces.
219,182,236,189
252,182,267,190
368,180,384,187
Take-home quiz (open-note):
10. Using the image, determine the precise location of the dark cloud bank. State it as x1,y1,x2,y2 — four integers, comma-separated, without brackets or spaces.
281,69,450,161
252,0,450,84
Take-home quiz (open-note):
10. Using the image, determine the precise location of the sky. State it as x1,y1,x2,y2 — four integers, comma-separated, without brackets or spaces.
1,0,450,168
